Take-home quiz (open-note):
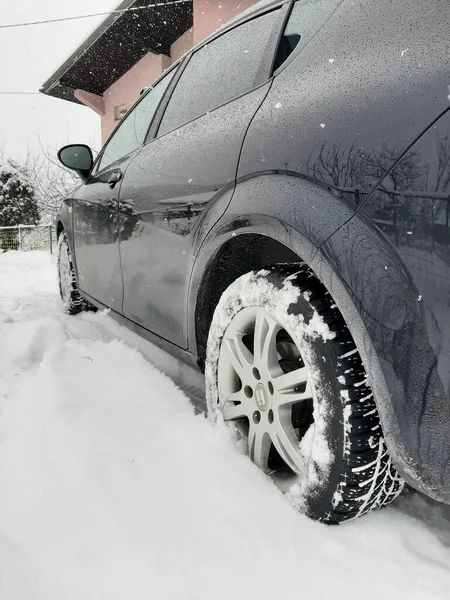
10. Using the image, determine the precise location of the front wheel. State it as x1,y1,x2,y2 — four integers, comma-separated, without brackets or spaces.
205,265,404,523
57,231,90,314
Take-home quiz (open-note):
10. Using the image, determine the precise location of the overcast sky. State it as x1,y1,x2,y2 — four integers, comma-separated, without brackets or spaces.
0,0,120,160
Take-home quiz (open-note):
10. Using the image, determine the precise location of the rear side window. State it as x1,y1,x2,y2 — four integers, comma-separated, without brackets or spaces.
273,0,343,72
96,67,177,172
158,9,282,136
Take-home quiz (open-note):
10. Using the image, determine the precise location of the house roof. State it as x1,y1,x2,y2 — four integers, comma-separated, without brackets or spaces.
40,0,193,104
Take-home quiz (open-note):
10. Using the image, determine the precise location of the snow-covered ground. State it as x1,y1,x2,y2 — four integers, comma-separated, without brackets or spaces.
1,251,450,600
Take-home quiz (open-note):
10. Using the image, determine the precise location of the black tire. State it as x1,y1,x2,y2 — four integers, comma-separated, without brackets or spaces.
57,231,91,315
205,265,404,523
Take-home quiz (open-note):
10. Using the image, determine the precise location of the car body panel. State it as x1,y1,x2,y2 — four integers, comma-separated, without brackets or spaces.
57,0,450,503
189,169,450,502
71,155,137,312
226,0,450,500
118,83,272,348
239,0,450,204
324,109,450,502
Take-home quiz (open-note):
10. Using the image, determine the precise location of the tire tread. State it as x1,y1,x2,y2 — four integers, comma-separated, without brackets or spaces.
276,264,404,523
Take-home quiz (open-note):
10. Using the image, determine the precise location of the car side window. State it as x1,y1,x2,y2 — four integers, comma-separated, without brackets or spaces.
272,0,343,72
158,9,282,137
96,67,177,173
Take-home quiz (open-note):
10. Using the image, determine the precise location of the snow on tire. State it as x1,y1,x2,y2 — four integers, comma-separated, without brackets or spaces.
205,265,404,523
57,231,89,315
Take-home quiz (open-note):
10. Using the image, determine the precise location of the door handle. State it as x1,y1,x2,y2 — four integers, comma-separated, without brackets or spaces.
108,169,123,189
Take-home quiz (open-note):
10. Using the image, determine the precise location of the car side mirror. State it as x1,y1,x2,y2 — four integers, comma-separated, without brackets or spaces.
57,144,93,181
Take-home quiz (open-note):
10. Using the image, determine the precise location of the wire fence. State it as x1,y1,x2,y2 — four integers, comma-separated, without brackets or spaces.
0,225,55,253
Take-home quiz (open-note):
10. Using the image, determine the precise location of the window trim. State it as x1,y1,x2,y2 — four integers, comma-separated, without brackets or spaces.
91,58,185,176
149,2,292,142
272,0,345,78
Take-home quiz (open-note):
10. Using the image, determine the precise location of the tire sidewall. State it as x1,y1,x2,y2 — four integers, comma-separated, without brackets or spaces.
57,231,82,314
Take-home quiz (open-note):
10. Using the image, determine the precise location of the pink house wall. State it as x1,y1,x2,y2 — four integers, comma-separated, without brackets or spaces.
100,27,193,141
77,1,257,143
170,26,194,63
193,0,256,44
101,52,170,141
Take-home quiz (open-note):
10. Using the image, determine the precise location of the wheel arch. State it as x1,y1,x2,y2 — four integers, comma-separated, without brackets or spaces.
193,231,303,368
189,172,355,365
188,205,434,499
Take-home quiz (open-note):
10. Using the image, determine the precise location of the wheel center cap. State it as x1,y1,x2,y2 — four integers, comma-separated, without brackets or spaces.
255,383,269,411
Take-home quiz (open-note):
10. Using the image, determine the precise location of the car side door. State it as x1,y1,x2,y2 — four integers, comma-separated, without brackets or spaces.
72,68,178,311
118,3,289,348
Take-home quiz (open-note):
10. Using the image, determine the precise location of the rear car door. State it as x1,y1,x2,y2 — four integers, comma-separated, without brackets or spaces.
118,3,289,348
72,68,178,311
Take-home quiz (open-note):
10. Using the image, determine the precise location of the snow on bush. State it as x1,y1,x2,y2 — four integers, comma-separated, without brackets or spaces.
0,158,39,227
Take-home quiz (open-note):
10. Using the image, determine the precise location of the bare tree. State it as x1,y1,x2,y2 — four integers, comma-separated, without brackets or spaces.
25,148,78,224
306,141,368,191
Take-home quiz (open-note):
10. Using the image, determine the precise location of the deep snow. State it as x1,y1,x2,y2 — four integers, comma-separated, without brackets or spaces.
1,251,450,600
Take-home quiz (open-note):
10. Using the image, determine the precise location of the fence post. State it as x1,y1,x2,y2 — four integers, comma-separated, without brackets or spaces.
49,226,53,254
18,225,22,251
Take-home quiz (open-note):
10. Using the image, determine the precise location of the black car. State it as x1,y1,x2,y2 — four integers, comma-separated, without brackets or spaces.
56,0,450,523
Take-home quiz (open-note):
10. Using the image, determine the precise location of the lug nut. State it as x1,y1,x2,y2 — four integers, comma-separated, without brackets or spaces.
244,385,253,398
268,381,274,395
253,410,261,424
268,409,274,424
253,367,261,380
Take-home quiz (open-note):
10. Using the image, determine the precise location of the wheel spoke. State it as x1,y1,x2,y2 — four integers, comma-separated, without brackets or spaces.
253,308,280,373
222,391,250,421
248,425,271,471
222,333,254,379
270,416,306,475
219,305,313,479
272,368,313,408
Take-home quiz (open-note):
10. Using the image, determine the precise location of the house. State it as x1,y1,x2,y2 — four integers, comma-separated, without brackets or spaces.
40,0,258,142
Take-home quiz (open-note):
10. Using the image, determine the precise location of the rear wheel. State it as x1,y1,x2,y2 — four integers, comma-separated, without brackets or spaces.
57,231,91,314
205,265,404,523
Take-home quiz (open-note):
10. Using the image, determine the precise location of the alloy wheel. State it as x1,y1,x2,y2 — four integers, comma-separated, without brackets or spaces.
217,306,315,478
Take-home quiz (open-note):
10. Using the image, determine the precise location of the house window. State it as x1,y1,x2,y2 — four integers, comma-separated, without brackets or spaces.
114,104,128,121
